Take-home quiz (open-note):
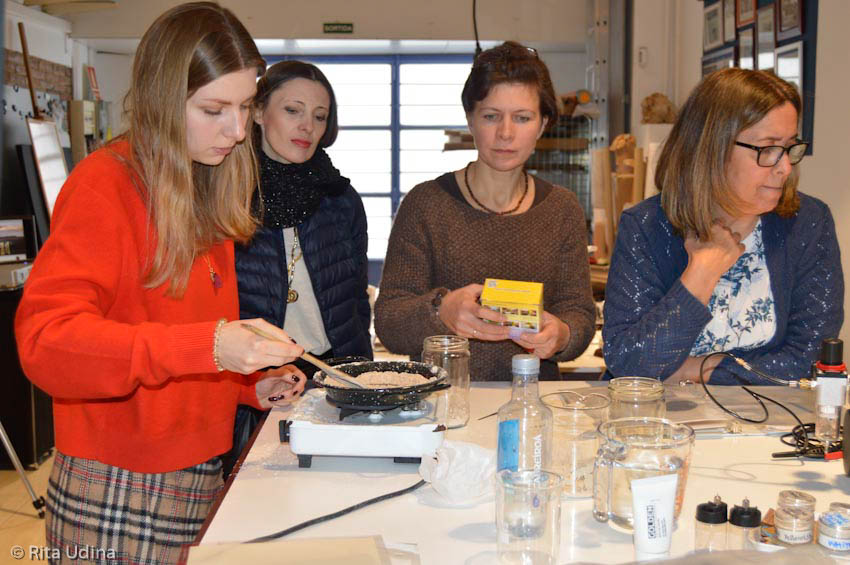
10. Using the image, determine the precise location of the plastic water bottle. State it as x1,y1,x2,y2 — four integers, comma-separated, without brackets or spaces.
497,355,553,472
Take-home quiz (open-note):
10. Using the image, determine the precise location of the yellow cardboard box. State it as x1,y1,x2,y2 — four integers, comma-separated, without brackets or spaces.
480,278,543,333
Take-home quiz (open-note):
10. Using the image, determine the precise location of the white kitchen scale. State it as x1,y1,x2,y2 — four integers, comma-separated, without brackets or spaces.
280,389,446,468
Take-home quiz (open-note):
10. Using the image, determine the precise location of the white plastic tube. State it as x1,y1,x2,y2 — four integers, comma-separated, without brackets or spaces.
631,473,679,560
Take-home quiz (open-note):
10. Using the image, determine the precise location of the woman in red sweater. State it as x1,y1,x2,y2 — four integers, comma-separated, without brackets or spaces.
14,3,304,562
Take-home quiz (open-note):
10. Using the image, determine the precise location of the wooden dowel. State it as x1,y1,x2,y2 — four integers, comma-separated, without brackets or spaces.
18,22,40,120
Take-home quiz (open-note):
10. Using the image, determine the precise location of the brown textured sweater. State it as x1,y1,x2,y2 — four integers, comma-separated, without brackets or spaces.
374,172,595,381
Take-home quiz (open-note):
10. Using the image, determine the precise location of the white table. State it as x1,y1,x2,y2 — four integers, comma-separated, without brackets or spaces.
197,382,850,563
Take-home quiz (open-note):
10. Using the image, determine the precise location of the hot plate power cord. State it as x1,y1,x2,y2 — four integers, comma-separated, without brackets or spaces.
247,479,426,543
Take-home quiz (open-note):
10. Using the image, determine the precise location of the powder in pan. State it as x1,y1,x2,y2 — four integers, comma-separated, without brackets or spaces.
335,371,430,389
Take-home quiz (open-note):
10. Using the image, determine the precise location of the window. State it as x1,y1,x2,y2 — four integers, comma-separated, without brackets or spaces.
268,55,476,284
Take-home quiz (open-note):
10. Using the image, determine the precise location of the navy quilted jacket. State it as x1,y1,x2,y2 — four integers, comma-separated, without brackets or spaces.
235,185,373,359
602,193,844,384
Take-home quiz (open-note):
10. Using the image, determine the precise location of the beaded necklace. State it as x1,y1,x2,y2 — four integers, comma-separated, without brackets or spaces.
463,162,528,215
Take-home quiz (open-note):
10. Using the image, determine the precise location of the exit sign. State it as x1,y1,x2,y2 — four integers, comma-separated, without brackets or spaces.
323,22,353,34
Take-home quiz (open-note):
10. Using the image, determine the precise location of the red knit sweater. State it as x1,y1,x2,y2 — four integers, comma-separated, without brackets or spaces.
15,141,261,473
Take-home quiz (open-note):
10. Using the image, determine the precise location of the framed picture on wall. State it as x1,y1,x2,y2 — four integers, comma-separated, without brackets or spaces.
777,0,803,41
775,41,804,134
26,118,69,219
704,3,724,52
737,27,755,70
737,0,756,28
723,0,736,43
702,47,736,78
775,41,803,91
756,3,776,71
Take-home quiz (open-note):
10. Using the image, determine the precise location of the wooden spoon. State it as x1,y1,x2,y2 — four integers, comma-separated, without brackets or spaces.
239,324,365,389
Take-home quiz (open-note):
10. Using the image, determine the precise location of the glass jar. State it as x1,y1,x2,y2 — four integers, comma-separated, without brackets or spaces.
774,506,814,545
818,509,850,552
541,391,609,498
777,490,816,514
422,335,470,428
607,377,665,420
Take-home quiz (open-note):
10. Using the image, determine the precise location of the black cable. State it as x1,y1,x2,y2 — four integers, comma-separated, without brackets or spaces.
472,0,482,60
699,352,768,424
247,479,427,543
698,352,813,456
779,423,825,458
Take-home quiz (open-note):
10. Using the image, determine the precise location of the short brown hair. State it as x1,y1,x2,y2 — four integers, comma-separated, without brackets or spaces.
658,68,802,239
125,1,265,295
254,61,339,149
461,41,558,130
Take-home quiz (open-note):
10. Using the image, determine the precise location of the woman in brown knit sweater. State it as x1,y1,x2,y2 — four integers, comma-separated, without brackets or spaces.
374,42,595,381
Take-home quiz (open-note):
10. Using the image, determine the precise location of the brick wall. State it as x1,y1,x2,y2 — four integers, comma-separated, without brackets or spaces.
4,49,72,101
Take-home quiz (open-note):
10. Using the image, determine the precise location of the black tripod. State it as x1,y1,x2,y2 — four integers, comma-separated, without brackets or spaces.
0,419,45,518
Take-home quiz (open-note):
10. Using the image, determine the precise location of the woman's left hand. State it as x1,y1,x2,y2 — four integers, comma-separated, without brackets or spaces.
256,364,307,409
511,311,571,359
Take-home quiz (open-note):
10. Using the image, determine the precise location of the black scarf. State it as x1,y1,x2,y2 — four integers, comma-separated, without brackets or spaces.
257,148,349,229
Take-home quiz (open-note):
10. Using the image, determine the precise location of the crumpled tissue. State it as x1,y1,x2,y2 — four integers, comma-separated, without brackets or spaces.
419,440,496,505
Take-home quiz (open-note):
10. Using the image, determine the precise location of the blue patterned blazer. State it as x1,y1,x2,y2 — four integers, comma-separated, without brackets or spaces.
602,193,844,384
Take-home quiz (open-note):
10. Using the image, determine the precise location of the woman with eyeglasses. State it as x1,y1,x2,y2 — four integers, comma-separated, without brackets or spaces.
375,41,596,381
603,68,843,385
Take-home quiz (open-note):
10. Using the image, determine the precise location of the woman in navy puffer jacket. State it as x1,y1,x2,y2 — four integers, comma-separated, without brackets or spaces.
225,61,371,476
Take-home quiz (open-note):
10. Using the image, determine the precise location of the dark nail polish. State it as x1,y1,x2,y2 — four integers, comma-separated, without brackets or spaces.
293,375,301,383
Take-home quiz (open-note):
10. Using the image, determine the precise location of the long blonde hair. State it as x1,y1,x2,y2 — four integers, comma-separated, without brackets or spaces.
124,2,265,295
658,68,801,240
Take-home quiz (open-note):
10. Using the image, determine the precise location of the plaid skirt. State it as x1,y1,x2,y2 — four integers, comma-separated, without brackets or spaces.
45,451,223,564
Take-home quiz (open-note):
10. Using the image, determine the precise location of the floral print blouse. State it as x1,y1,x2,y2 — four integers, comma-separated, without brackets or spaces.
690,219,777,356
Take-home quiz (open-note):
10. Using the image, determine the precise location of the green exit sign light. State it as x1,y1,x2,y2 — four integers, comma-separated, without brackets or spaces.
323,23,354,34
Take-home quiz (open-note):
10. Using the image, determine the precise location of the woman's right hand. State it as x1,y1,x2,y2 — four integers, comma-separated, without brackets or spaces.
438,284,511,341
680,221,745,305
216,319,304,374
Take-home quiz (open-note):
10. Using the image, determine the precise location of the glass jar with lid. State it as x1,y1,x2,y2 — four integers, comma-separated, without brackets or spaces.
777,490,816,514
607,377,665,420
818,509,850,552
774,506,814,545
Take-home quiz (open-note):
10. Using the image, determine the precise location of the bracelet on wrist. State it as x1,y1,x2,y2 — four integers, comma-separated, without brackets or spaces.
213,318,227,372
431,288,448,318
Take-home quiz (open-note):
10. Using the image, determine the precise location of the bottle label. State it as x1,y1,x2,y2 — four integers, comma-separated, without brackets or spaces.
819,533,850,551
776,527,813,544
497,419,519,471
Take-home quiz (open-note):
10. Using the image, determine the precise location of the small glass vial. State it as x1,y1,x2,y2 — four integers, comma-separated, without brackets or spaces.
607,376,665,420
695,495,727,551
728,498,761,550
422,335,470,428
818,509,850,552
777,490,816,514
774,506,814,545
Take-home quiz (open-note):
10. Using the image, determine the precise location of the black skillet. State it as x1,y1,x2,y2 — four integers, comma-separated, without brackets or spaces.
313,360,450,410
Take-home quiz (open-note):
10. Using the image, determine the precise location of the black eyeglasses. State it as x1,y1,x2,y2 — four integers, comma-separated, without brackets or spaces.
734,140,809,167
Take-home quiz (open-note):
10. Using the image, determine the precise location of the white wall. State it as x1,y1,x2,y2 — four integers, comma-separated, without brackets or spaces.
92,52,132,136
797,1,850,345
630,0,676,132
66,0,587,46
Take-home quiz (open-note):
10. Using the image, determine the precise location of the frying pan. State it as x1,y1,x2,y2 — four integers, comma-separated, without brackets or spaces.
314,360,450,409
